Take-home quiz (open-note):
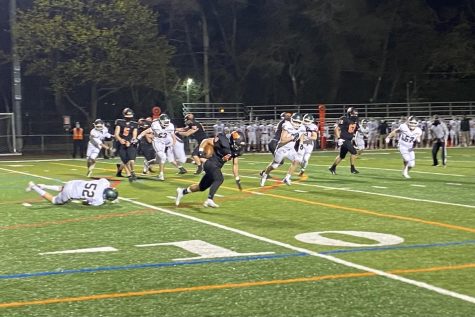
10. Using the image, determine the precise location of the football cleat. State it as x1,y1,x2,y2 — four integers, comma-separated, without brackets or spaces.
194,165,203,175
329,167,336,175
175,188,184,206
260,173,268,187
351,168,360,174
157,173,165,181
178,167,188,174
25,181,36,192
283,177,292,186
298,170,305,177
203,199,219,208
403,171,411,179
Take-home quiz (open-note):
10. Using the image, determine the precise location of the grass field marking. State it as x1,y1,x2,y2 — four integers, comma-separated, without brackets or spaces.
225,172,475,209
241,160,467,177
118,197,475,305
2,167,475,304
1,253,308,281
246,190,475,234
0,209,154,230
39,247,118,255
2,263,475,309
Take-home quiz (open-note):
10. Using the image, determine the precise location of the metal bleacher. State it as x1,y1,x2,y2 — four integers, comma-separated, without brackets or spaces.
183,101,475,129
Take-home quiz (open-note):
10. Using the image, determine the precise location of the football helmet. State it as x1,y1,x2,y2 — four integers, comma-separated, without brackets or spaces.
302,114,315,126
159,114,170,127
360,119,368,127
103,187,118,201
407,116,418,130
122,108,134,119
229,130,246,153
93,119,104,131
346,107,358,119
290,113,303,128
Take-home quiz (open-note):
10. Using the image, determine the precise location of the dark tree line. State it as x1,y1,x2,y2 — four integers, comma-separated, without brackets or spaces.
1,0,475,129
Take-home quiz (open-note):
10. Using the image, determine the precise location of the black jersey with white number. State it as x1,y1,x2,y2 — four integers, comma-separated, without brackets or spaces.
115,119,138,141
209,133,235,168
187,120,207,143
338,116,358,141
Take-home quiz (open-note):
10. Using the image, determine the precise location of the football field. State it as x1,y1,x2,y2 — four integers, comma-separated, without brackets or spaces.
0,148,474,316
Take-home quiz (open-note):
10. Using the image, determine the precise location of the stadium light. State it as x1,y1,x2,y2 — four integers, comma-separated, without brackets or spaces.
186,78,194,103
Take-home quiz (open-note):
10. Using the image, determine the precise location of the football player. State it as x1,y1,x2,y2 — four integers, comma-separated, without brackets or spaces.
114,108,139,182
354,119,369,155
137,118,155,174
175,131,246,208
26,178,118,206
176,113,207,174
260,113,304,186
329,107,360,175
297,114,319,176
137,114,178,180
86,119,113,177
385,116,422,178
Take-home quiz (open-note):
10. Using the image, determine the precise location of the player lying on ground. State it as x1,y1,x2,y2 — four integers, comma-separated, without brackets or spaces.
26,178,118,206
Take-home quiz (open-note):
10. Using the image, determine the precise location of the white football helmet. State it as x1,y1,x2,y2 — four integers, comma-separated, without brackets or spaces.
290,113,303,128
302,114,315,126
159,114,170,128
93,119,104,131
407,116,418,130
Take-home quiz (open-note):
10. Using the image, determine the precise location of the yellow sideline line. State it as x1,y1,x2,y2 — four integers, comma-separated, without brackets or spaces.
1,263,474,309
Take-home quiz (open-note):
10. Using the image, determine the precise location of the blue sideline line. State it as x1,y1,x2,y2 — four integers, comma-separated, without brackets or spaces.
0,252,309,280
320,240,475,255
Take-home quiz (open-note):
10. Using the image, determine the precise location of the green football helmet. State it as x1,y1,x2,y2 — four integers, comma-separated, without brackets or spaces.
103,187,118,201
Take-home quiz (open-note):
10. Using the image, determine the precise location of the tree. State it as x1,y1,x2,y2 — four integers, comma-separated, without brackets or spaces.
15,0,174,121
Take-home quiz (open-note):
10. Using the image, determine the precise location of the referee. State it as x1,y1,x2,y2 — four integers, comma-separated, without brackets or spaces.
430,115,449,167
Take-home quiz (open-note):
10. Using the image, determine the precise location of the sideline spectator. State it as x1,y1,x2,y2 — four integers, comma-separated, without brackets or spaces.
72,121,84,158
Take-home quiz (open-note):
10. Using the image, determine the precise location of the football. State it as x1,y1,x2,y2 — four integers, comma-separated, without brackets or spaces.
203,144,215,158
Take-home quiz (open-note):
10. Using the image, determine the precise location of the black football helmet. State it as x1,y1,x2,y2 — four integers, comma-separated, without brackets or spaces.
346,107,358,117
103,187,118,201
122,108,134,119
229,130,246,153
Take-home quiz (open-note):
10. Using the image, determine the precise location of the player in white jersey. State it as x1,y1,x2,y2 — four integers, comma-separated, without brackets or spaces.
26,178,118,206
138,114,177,180
297,114,318,176
260,113,304,186
212,120,225,136
354,119,369,153
246,123,258,151
385,116,422,179
86,119,113,177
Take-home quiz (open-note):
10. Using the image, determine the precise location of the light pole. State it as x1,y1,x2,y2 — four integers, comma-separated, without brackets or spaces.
186,78,193,103
406,80,413,116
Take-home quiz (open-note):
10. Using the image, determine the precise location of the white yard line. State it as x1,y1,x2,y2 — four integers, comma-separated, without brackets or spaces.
229,173,475,209
2,166,475,304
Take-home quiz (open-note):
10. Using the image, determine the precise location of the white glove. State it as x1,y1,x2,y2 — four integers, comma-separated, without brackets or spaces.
385,137,390,144
337,139,344,146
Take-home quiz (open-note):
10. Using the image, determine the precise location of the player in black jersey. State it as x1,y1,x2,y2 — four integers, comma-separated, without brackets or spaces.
176,113,207,174
137,118,156,174
329,107,360,175
175,131,245,208
114,108,139,182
